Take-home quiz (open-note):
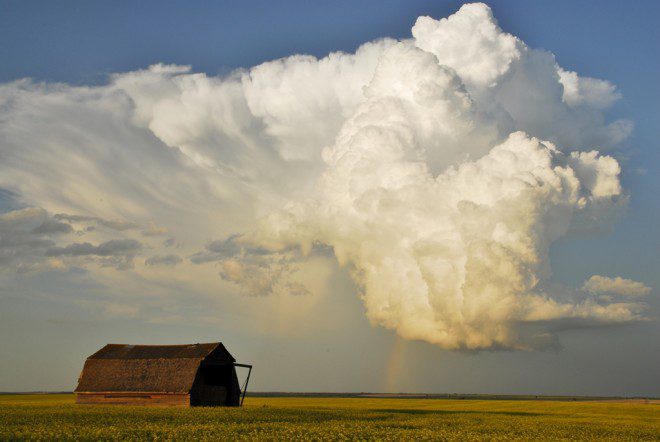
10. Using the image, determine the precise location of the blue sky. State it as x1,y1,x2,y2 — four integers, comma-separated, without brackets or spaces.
2,1,658,84
0,1,658,395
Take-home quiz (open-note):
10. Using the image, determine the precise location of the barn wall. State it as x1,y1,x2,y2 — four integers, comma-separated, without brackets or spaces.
76,392,190,407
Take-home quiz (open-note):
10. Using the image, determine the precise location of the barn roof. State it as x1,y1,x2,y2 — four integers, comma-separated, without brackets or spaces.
87,342,234,361
75,342,235,394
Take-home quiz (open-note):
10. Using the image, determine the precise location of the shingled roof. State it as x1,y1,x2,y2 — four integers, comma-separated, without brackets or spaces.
75,342,235,394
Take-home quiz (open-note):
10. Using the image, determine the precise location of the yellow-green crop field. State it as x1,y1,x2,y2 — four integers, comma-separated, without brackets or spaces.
1,394,658,441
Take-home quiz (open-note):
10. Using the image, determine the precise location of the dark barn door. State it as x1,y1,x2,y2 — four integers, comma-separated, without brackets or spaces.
191,363,240,406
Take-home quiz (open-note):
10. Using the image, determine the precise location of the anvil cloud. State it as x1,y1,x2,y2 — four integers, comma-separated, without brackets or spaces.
0,3,650,350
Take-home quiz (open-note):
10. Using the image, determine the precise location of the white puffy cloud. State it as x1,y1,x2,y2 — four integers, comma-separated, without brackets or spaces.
242,39,396,161
558,68,622,109
0,3,649,350
583,275,652,298
412,3,522,89
412,3,632,151
240,121,636,349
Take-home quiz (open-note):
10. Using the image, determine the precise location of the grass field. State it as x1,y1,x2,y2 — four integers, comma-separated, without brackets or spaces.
1,394,658,441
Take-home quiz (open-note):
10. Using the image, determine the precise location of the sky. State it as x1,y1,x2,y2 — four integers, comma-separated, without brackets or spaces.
0,0,658,396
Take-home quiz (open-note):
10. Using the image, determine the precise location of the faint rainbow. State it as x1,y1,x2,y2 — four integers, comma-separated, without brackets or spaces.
382,336,406,392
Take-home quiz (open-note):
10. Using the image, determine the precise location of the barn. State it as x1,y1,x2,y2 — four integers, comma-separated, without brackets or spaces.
75,342,252,407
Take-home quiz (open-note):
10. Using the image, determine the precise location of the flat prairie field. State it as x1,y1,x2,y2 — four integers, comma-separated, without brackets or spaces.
1,394,658,441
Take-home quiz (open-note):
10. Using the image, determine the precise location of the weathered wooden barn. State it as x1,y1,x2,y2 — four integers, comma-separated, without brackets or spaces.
75,342,251,407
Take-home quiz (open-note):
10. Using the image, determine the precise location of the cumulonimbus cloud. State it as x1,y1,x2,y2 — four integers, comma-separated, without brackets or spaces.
195,3,648,350
0,3,651,349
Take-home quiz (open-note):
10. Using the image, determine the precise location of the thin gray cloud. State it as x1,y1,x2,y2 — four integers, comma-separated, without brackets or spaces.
0,208,62,270
190,234,273,264
44,238,143,271
53,214,138,231
46,239,142,257
141,222,168,237
145,254,182,266
31,218,73,235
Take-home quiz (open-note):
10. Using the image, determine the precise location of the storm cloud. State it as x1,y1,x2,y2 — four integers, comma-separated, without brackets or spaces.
0,3,651,350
